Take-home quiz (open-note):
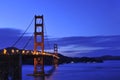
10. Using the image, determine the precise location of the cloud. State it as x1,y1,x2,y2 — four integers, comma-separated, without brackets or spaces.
53,36,120,57
0,28,22,37
0,28,22,49
55,36,120,48
0,28,120,57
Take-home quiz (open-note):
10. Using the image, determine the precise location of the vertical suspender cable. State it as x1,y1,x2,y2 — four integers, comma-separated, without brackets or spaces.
23,33,33,49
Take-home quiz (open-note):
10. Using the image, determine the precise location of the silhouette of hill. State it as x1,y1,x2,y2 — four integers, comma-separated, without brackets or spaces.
98,55,120,60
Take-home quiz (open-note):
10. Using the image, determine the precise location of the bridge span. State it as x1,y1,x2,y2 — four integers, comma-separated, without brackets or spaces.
0,15,60,79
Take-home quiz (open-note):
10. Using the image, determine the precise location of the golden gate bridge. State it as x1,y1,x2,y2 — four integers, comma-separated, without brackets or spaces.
0,15,60,79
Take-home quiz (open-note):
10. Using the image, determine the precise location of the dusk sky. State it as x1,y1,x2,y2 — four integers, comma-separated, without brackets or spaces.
0,0,120,57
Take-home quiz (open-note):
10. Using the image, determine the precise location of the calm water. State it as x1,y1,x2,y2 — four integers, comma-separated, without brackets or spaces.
22,61,120,80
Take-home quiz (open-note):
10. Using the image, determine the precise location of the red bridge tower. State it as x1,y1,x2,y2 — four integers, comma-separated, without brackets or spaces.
34,15,44,74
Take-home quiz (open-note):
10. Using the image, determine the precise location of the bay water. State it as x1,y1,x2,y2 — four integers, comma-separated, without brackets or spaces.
22,61,120,80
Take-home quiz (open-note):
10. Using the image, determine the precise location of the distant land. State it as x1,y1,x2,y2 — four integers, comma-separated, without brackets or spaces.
97,55,120,61
0,47,120,65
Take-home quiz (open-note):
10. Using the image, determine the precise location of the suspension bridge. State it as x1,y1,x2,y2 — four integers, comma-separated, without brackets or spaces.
0,15,60,79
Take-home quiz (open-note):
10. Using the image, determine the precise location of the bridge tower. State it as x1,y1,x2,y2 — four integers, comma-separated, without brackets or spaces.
34,15,44,74
53,44,58,67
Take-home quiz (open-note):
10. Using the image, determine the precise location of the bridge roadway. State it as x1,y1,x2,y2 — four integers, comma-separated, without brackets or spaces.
2,49,59,59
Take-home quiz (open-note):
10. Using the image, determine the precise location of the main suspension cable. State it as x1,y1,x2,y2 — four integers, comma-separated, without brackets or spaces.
12,17,34,47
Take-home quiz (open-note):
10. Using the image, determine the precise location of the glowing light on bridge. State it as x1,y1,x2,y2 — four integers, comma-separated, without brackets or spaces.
43,52,46,55
22,50,25,54
31,51,34,54
26,50,30,54
16,50,19,53
36,52,39,55
33,51,36,55
3,49,7,55
11,49,15,54
33,51,39,55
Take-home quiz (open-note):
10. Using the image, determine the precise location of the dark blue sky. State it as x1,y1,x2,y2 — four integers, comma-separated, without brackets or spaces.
0,0,120,57
0,0,120,37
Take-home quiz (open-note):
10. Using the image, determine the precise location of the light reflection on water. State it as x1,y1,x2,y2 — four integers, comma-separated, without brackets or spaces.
22,61,120,80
